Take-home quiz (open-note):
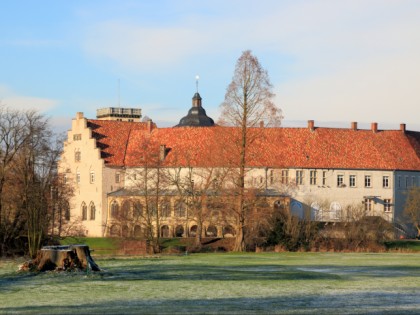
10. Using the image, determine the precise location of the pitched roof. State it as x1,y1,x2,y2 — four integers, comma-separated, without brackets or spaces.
87,119,155,166
86,120,420,171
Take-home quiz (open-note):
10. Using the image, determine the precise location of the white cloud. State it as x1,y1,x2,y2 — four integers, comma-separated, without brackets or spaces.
84,21,209,71
0,85,58,112
80,0,420,125
277,53,420,124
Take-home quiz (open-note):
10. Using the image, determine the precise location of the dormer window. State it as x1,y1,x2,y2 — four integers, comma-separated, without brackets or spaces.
75,151,81,162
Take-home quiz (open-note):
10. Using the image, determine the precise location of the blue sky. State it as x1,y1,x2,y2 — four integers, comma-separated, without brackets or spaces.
1,0,420,132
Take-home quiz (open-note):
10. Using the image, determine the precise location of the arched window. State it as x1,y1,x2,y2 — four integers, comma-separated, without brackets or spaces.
161,225,170,238
81,202,87,221
190,225,197,237
133,201,143,218
291,200,303,218
111,200,119,218
110,224,120,237
175,201,186,217
122,200,131,219
206,225,218,237
122,225,129,237
223,225,235,237
89,202,96,220
330,202,342,221
160,200,171,218
148,203,157,217
175,225,184,237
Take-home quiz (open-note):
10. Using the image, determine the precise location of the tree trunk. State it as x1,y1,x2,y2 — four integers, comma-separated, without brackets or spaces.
234,217,246,251
24,245,100,272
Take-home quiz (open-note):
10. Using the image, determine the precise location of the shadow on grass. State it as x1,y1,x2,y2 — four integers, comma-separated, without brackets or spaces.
1,293,420,314
3,260,420,292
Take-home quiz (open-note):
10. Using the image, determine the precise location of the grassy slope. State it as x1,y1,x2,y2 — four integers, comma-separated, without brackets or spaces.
1,252,420,314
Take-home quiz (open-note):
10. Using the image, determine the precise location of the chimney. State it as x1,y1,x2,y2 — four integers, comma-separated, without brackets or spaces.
147,119,153,132
400,123,406,133
351,122,358,131
308,120,315,131
371,122,378,133
260,121,264,128
159,144,167,161
76,112,84,120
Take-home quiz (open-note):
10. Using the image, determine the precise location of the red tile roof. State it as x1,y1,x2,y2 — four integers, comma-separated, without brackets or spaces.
86,120,420,171
87,119,155,166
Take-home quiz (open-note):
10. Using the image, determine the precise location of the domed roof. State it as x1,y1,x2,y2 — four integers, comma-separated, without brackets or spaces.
175,92,215,127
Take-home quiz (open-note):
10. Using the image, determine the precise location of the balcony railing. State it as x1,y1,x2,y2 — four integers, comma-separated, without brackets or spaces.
96,107,142,117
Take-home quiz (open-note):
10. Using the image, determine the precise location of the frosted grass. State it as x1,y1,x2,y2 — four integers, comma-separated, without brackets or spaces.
1,253,420,314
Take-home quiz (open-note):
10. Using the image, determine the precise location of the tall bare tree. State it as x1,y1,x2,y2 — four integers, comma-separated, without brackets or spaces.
219,50,283,251
126,136,170,253
0,106,67,256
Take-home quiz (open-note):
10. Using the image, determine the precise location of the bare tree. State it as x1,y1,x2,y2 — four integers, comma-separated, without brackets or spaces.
404,187,420,238
125,136,170,253
218,50,283,251
0,106,35,255
0,106,67,257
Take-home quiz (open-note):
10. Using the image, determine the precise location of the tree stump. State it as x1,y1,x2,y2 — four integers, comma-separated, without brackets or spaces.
33,245,100,272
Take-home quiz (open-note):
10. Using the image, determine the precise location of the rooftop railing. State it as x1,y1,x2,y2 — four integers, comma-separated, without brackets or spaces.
96,107,142,117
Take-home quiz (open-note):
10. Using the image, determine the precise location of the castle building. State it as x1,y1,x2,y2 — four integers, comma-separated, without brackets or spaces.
59,92,420,238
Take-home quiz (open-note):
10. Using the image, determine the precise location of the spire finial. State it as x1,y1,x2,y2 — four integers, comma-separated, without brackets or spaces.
195,75,200,93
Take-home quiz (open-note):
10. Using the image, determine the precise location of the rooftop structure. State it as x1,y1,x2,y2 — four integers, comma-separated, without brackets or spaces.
96,107,142,122
175,92,215,127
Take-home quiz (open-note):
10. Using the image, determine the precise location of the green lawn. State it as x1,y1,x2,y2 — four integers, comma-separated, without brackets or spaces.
1,252,420,314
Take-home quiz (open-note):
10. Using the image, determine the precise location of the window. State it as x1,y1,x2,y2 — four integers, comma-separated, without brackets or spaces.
322,171,327,186
149,203,157,216
90,171,95,184
349,175,356,188
412,177,416,187
337,174,344,187
76,172,81,184
398,176,401,188
133,202,143,218
175,201,186,217
281,170,289,184
384,199,392,212
383,176,389,188
81,203,87,221
64,202,70,221
75,151,81,162
73,134,82,141
111,201,119,218
364,198,373,211
365,175,371,188
406,176,409,188
63,174,67,184
122,201,131,219
269,170,274,185
296,170,303,185
115,172,121,183
90,203,96,220
161,201,171,218
310,170,317,185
